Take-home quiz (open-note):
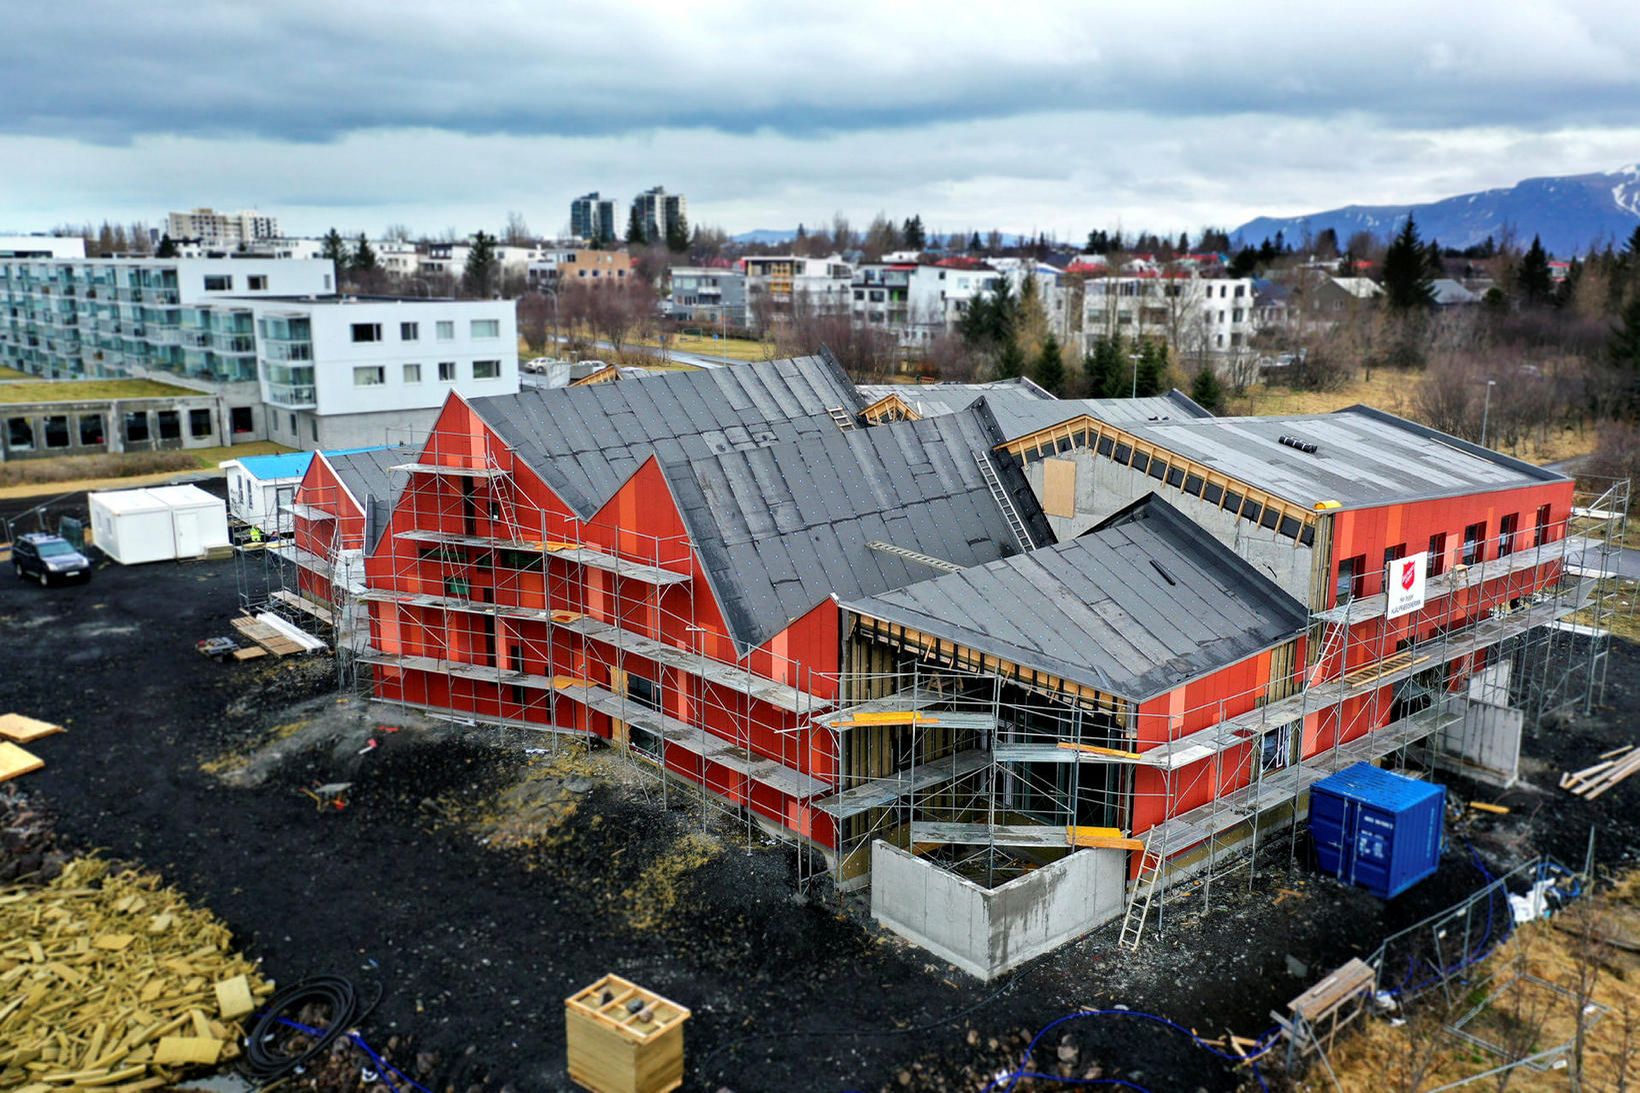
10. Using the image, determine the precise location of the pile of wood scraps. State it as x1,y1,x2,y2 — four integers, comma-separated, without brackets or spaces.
0,857,272,1090
1560,744,1639,800
0,715,60,787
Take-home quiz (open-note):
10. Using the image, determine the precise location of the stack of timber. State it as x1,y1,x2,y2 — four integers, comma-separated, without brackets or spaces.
0,857,271,1090
229,616,303,657
1560,744,1640,800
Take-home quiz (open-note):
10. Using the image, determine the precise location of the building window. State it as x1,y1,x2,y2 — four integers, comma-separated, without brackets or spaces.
288,412,297,433
627,673,660,711
189,408,213,438
1462,521,1486,566
203,275,232,291
123,411,150,443
6,417,34,450
311,419,318,442
1428,532,1448,577
1336,553,1367,603
157,410,180,440
1498,513,1518,556
403,363,422,384
1535,503,1552,546
400,321,419,341
350,323,382,343
473,359,500,380
230,406,253,434
79,414,105,446
247,275,268,291
438,361,456,381
470,319,500,339
1383,543,1406,592
43,415,69,449
436,320,454,340
353,365,386,386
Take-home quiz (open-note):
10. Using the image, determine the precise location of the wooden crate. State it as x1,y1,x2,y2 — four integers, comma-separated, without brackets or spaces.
565,974,690,1093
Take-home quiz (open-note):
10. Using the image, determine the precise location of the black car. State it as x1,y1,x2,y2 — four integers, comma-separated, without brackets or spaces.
11,533,92,585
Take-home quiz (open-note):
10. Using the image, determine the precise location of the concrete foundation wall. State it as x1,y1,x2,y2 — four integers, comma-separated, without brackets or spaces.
267,408,437,451
1023,450,1314,603
1441,697,1523,787
870,841,1126,980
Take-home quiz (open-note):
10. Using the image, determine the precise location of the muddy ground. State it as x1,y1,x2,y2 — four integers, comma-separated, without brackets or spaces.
3,546,1637,1092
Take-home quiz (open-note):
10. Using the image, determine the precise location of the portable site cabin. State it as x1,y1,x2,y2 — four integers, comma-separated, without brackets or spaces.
219,451,314,536
88,485,230,564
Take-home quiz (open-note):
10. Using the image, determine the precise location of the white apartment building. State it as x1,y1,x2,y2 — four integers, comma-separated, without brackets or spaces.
742,256,852,325
375,241,421,278
667,267,748,328
0,235,87,259
1080,275,1258,355
252,296,518,449
166,208,281,247
851,260,1005,347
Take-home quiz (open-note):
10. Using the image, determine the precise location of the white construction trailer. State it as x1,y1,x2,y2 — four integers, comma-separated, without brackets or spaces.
88,485,230,564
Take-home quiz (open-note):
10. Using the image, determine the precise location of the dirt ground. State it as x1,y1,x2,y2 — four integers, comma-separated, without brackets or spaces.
4,544,1638,1092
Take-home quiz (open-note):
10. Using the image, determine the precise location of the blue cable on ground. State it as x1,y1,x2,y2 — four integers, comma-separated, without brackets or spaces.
272,1016,433,1093
978,1007,1281,1093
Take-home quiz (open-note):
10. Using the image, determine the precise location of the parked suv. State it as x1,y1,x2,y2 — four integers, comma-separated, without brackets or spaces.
11,533,92,586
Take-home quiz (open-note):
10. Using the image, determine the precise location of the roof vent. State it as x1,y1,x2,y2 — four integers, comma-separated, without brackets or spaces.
1278,434,1319,454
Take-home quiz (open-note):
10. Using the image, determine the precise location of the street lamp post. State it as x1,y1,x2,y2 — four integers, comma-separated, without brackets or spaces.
1480,379,1497,448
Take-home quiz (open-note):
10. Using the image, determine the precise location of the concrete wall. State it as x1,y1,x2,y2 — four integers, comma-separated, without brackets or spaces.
1022,449,1314,603
870,841,1126,980
1441,697,1523,787
266,407,436,452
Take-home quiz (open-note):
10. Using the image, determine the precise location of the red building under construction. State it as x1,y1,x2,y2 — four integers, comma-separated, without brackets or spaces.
289,355,1621,979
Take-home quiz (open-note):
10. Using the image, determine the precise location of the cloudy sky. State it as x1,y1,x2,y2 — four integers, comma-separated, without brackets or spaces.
4,1,1639,241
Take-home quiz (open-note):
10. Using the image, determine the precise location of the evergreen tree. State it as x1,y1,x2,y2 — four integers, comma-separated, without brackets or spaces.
1177,231,1190,252
1609,295,1640,412
1083,336,1124,398
1313,227,1339,258
463,231,498,297
958,294,991,347
1227,246,1258,278
1517,235,1553,307
1033,332,1065,394
321,228,350,278
795,223,806,241
902,215,926,250
994,336,1026,380
969,231,983,253
353,233,378,272
625,205,645,246
1189,364,1227,414
1133,341,1167,397
1381,214,1435,311
154,233,178,258
665,211,690,253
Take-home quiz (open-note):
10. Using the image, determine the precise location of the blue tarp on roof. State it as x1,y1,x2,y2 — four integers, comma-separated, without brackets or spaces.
232,446,388,481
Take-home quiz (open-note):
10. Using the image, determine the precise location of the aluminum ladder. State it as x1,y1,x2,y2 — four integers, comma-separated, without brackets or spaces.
1118,832,1164,951
973,452,1034,553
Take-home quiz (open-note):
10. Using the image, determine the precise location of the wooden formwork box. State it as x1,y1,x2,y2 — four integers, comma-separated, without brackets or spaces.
565,974,691,1093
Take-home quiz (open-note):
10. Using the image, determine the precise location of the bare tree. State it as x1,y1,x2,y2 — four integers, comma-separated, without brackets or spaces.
503,211,533,247
382,223,413,242
515,293,552,356
558,279,655,360
829,213,854,253
770,293,899,383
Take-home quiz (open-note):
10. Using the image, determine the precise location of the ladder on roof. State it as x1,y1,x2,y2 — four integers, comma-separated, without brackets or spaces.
827,406,857,431
974,452,1035,553
1118,831,1164,952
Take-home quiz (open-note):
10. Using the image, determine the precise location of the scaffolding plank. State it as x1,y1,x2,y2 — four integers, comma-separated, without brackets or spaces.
393,529,690,586
265,542,332,578
390,463,508,478
554,682,829,799
811,748,989,819
269,589,335,625
358,650,559,689
909,821,1071,848
355,587,558,622
556,615,832,714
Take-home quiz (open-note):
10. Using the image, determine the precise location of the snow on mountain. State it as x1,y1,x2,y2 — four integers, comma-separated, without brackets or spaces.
1232,164,1640,256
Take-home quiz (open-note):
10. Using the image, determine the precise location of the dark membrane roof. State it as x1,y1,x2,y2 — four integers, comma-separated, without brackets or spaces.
327,445,416,552
664,405,1053,655
980,389,1212,440
847,493,1308,701
1124,404,1566,509
468,353,862,517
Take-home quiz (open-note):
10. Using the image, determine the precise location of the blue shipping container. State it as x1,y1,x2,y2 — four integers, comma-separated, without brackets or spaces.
1309,763,1445,899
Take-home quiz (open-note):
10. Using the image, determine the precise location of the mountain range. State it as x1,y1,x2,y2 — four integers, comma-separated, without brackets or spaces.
1231,164,1640,256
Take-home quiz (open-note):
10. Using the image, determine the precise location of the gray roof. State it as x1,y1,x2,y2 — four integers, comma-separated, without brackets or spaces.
327,445,417,552
665,406,1053,655
847,493,1308,701
854,377,1054,418
470,354,861,517
981,389,1211,440
1124,405,1566,510
1430,278,1480,306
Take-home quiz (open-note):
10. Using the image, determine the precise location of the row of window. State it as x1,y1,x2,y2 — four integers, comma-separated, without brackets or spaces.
350,319,499,343
4,407,221,450
1335,505,1554,602
202,274,269,292
352,360,502,386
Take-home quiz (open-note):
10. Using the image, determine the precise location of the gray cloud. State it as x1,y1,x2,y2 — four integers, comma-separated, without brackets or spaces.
3,3,1639,235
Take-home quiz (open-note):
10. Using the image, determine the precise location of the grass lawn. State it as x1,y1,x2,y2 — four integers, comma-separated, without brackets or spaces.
0,378,200,404
0,365,32,380
183,440,294,468
1226,371,1600,467
651,332,776,361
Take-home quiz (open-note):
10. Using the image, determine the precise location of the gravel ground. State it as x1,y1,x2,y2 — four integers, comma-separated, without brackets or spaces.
4,541,1636,1093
